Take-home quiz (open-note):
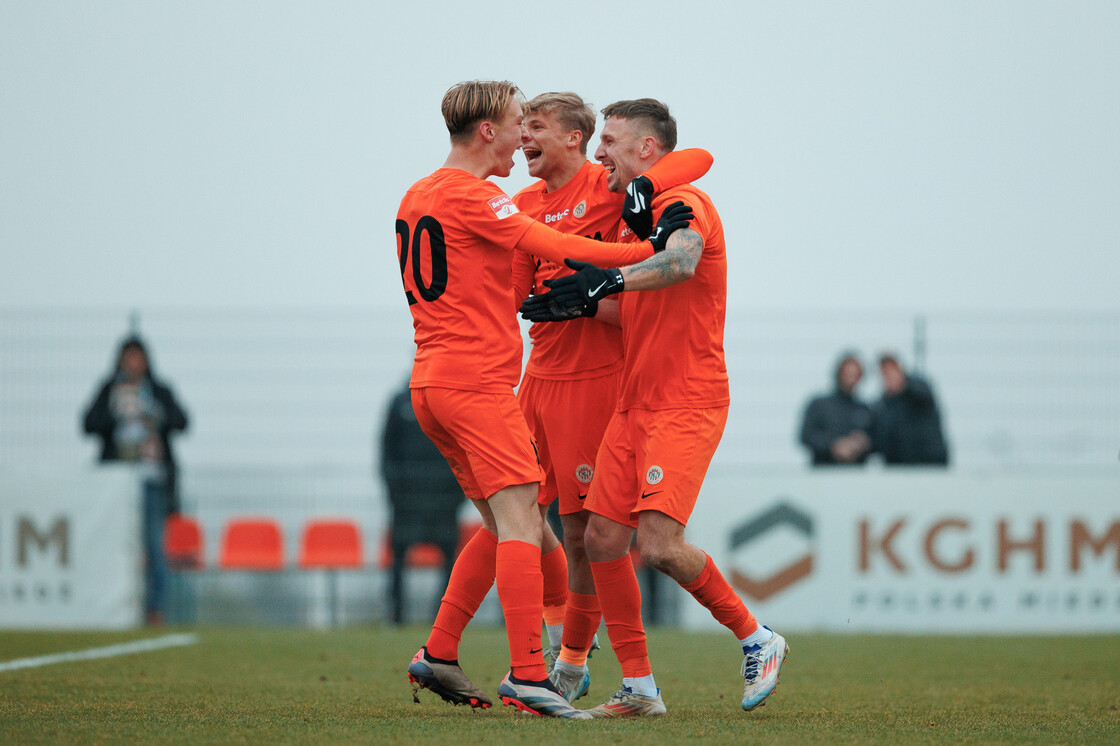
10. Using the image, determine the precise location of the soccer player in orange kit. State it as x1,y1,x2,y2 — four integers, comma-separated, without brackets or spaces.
521,98,789,718
511,91,713,704
399,81,692,719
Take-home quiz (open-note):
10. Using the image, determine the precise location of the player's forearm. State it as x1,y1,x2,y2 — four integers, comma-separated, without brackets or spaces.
619,228,703,291
516,221,654,267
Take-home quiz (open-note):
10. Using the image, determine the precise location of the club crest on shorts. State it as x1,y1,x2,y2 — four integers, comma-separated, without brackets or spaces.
573,200,587,219
575,464,594,484
646,465,664,485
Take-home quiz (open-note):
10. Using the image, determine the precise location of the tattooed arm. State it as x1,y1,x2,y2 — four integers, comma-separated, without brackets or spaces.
618,227,704,291
517,216,704,323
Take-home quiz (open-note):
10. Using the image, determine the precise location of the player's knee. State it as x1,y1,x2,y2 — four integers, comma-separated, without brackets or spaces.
563,525,587,555
636,528,688,576
637,543,676,575
583,519,628,561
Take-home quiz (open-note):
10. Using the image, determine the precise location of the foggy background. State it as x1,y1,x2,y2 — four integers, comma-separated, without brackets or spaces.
3,1,1118,313
1,2,1117,477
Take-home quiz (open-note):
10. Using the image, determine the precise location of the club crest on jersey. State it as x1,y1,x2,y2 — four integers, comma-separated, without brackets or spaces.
488,194,519,220
575,464,594,484
573,200,587,219
646,466,664,485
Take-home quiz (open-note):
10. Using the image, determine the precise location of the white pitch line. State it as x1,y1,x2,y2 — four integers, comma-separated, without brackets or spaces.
0,633,199,673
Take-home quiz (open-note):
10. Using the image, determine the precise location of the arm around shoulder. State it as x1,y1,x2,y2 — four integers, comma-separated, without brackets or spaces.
514,220,655,268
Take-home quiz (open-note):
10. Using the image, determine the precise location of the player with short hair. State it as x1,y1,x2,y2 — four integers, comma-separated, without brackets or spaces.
521,97,789,718
399,81,692,719
512,91,713,703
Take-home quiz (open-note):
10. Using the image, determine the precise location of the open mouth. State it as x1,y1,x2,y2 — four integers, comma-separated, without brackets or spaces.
523,147,543,165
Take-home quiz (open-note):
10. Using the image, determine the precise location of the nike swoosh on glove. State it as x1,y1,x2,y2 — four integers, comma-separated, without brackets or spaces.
535,259,624,311
623,175,654,239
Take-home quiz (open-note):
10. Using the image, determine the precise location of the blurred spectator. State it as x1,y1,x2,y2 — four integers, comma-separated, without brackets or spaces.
379,381,465,624
799,351,874,466
81,335,189,626
872,353,950,466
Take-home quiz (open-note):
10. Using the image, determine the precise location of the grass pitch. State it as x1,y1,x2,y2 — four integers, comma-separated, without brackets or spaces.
1,626,1118,744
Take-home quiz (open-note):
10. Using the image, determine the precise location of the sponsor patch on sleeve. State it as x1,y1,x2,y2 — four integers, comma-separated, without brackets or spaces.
488,194,520,220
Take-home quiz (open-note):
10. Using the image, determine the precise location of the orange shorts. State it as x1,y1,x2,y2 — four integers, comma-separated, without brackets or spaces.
585,406,728,528
517,370,621,515
410,386,542,502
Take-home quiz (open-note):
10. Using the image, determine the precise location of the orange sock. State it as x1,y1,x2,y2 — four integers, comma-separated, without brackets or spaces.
590,555,650,678
681,554,758,639
541,543,569,621
558,591,600,667
496,540,547,681
425,528,497,661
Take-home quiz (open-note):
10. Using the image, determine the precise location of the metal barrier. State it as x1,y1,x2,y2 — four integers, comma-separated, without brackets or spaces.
3,305,1117,472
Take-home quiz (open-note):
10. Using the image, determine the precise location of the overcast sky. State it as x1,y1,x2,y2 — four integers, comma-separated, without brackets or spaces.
2,1,1118,313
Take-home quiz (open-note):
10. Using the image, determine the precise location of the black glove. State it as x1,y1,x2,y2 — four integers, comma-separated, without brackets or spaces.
519,293,598,323
534,259,624,311
648,200,694,253
623,175,654,239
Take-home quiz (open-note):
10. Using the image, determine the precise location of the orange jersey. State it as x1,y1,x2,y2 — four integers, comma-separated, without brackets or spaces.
513,161,625,380
398,167,671,392
397,168,535,392
616,186,730,410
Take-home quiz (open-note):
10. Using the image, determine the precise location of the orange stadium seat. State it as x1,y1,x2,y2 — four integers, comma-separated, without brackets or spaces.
378,521,483,569
299,519,363,569
165,514,204,569
219,517,284,570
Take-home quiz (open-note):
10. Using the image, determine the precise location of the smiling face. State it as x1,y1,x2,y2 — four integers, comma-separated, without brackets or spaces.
594,116,648,193
489,97,525,178
522,109,581,182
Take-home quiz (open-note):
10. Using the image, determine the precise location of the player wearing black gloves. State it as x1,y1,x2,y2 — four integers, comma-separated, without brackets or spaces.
622,175,655,240
520,200,694,322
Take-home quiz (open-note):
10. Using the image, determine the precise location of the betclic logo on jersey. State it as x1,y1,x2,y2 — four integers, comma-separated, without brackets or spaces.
488,194,520,220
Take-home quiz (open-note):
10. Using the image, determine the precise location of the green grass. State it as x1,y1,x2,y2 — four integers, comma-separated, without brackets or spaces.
1,626,1118,744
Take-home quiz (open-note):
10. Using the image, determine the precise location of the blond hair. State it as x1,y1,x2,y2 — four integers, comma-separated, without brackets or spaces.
442,80,522,143
524,92,596,155
601,98,677,151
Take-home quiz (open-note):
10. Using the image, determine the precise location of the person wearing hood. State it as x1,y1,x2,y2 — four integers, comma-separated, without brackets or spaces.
798,351,874,466
82,335,189,625
872,353,949,466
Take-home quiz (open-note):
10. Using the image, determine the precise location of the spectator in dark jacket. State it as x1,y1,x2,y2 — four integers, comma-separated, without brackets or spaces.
379,382,465,624
799,351,874,466
872,353,949,466
82,335,189,625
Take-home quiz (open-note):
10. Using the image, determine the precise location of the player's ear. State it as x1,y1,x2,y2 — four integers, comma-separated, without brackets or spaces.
568,130,583,150
479,120,496,143
639,135,658,159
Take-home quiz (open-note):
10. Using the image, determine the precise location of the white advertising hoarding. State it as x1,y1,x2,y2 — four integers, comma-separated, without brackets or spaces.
0,465,142,629
685,471,1120,634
